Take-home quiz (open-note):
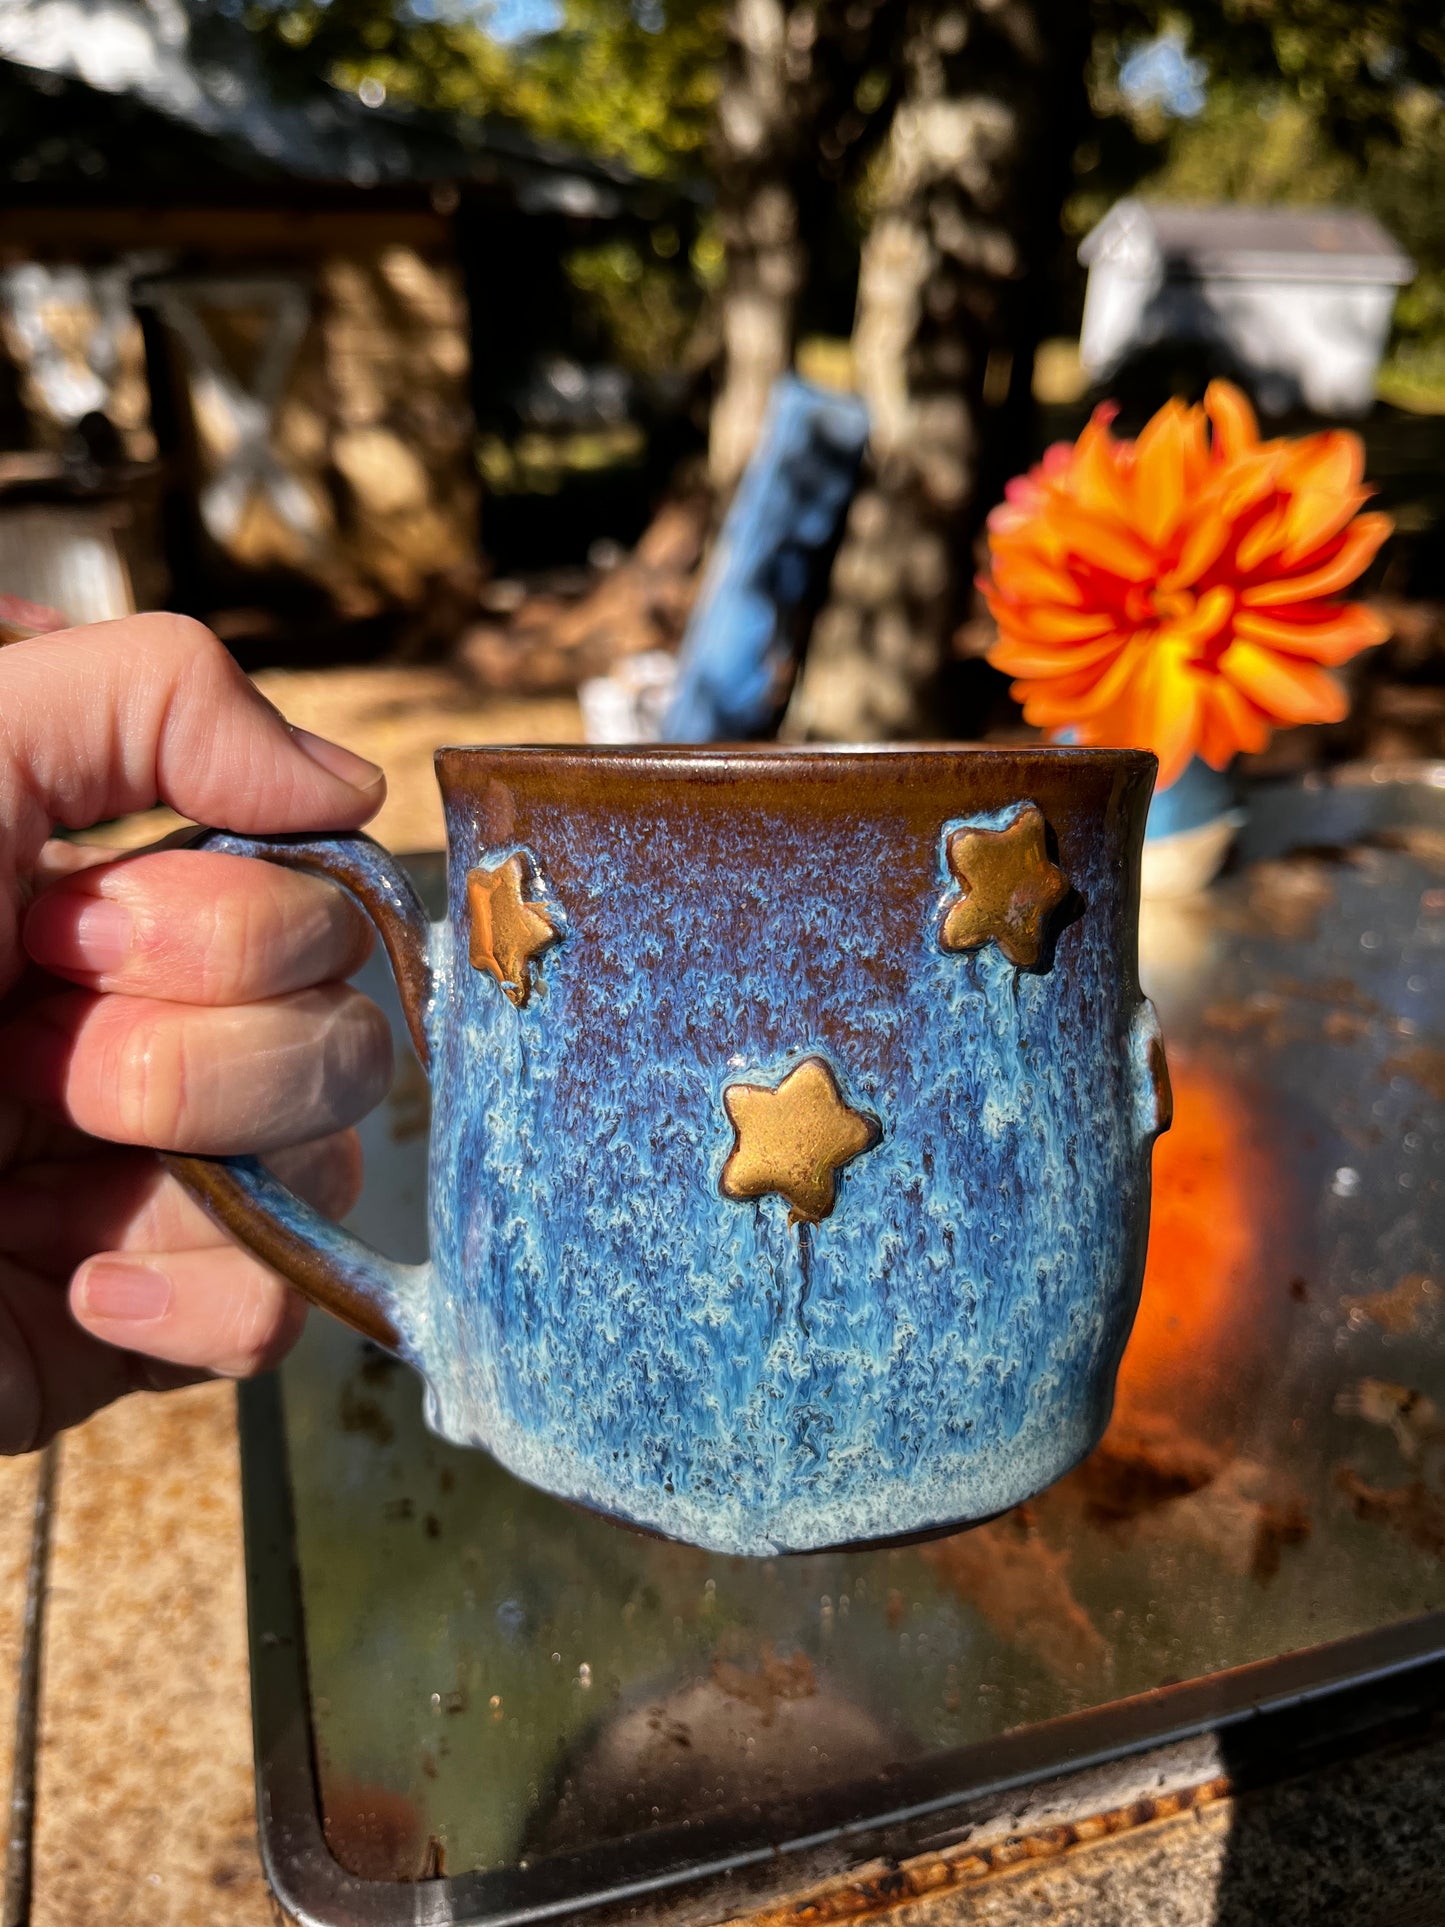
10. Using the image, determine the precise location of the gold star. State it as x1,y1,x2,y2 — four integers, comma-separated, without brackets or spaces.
940,802,1068,969
720,1056,880,1227
467,853,561,1008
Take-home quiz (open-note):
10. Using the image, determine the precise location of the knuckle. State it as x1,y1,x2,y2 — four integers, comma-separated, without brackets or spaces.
323,989,394,1117
269,1129,364,1220
218,1273,305,1376
195,888,241,1003
193,868,279,1004
326,884,375,979
178,864,367,1003
82,984,390,1158
120,615,227,720
147,611,226,674
146,615,253,725
123,1008,188,1148
81,1000,177,1147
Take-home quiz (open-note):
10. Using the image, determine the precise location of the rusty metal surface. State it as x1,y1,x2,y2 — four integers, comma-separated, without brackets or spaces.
253,763,1445,1918
1,1443,56,1927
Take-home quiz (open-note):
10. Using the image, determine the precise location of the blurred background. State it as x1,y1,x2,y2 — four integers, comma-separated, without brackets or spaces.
0,0,1441,846
3,14,1445,1912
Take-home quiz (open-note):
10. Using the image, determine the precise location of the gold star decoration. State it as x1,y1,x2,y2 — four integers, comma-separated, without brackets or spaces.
939,802,1068,969
466,853,561,1008
720,1056,880,1227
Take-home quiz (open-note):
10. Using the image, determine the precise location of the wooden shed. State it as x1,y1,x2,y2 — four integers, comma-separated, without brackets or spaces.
0,0,681,649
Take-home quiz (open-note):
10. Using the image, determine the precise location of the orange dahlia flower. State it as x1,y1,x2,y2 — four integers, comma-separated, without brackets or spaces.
982,381,1392,788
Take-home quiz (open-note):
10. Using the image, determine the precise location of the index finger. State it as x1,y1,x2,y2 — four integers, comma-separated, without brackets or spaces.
0,614,384,996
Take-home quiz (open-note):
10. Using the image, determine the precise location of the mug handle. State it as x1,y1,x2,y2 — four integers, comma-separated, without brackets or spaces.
160,829,435,1356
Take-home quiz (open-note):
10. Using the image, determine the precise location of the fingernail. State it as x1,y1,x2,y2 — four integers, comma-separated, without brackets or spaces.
75,1259,173,1324
291,727,385,795
24,892,132,974
75,897,134,971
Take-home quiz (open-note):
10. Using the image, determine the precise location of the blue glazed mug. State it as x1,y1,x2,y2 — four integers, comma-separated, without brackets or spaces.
168,746,1170,1556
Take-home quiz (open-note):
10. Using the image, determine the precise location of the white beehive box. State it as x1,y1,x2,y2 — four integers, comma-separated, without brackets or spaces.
1079,200,1414,416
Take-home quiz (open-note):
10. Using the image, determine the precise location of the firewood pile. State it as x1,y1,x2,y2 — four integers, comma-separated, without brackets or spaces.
456,494,707,694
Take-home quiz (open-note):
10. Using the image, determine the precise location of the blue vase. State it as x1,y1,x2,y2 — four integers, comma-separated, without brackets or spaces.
1145,758,1238,840
1142,758,1244,898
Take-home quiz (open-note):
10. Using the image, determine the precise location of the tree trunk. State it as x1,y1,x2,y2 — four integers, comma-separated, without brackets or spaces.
708,0,896,496
785,0,1088,741
708,0,805,495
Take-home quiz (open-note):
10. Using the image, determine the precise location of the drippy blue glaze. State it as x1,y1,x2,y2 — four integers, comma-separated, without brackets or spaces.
407,791,1166,1556
177,790,1164,1557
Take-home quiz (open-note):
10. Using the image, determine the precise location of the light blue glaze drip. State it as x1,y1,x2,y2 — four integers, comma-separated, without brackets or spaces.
403,794,1166,1556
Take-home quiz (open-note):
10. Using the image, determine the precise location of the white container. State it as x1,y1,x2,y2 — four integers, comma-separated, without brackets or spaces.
1079,201,1414,417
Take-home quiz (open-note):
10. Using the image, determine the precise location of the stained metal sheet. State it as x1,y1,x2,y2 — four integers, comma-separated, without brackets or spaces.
249,764,1445,1916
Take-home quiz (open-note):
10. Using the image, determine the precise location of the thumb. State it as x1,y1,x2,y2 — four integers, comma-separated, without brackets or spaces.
0,613,385,993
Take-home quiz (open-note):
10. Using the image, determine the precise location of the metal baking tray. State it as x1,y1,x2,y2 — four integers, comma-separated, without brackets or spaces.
241,764,1445,1925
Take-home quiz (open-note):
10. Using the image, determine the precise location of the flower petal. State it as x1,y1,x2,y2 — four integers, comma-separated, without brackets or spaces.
1072,415,1134,523
1272,432,1368,564
1239,513,1392,606
1160,506,1232,590
1277,486,1372,568
1221,457,1282,525
1198,679,1273,765
1016,636,1150,722
1195,706,1234,770
1132,399,1192,548
984,556,1089,607
1285,429,1365,501
1047,504,1158,582
1233,602,1390,665
1172,584,1236,647
1219,641,1349,725
988,630,1128,678
1121,643,1200,788
997,603,1119,644
1234,505,1288,574
1205,380,1260,464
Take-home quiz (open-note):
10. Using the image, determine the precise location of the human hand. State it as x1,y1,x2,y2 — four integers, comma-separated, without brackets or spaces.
0,613,394,1451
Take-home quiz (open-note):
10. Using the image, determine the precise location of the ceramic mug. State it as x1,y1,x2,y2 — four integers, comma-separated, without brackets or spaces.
168,747,1171,1557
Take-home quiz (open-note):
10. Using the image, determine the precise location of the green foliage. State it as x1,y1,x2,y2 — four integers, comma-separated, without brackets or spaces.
505,0,723,179
1094,0,1445,160
244,0,723,178
242,0,517,114
241,0,724,372
1138,83,1352,206
240,0,1445,387
564,231,711,371
1079,2,1445,377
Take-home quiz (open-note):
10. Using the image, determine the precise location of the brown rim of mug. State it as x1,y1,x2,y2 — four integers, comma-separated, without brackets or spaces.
435,742,1157,767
